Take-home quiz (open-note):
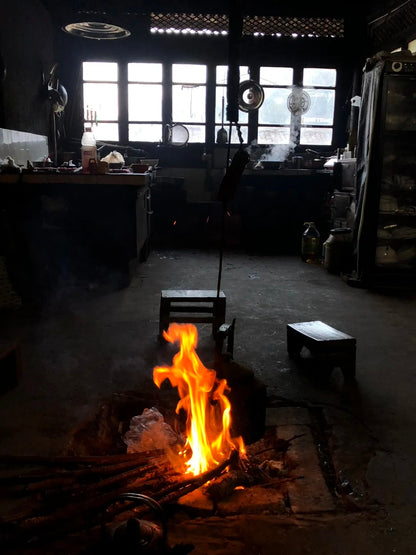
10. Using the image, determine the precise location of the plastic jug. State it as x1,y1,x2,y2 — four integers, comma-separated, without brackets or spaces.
81,127,97,172
301,222,321,264
323,228,353,274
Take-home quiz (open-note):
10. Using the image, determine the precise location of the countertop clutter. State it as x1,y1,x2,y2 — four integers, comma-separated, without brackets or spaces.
0,154,155,186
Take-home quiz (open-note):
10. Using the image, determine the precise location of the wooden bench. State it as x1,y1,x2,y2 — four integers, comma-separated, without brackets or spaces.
287,320,356,381
159,289,226,338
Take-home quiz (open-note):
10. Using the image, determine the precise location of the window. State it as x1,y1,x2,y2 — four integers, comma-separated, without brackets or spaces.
82,62,119,141
128,63,163,142
82,61,337,148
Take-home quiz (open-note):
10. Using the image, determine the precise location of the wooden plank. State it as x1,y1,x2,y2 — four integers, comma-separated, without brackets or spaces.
162,289,226,301
169,306,216,313
166,316,215,324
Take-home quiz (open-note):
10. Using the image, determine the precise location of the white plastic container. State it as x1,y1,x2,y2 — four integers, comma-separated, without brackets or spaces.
81,127,97,172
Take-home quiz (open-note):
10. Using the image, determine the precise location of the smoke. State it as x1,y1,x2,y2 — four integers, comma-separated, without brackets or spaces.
260,142,295,162
246,137,298,162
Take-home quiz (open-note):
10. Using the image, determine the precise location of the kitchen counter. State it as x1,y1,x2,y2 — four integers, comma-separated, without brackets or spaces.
243,168,332,177
0,172,152,299
0,171,150,186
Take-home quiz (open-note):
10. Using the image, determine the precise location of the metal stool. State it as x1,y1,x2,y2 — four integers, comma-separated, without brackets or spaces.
287,320,356,381
159,289,226,338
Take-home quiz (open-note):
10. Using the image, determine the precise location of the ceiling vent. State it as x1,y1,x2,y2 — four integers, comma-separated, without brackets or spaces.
62,10,131,40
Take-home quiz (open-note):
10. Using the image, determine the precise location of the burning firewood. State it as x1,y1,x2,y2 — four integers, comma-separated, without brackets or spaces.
205,469,253,504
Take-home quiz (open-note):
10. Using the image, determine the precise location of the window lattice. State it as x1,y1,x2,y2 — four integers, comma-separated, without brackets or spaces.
150,13,344,38
150,13,229,34
243,16,344,38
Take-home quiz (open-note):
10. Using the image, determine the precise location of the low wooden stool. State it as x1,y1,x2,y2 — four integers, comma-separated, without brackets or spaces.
287,320,356,381
159,289,226,338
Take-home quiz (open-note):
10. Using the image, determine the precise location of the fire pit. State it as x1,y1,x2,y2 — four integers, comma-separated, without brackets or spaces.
0,324,372,554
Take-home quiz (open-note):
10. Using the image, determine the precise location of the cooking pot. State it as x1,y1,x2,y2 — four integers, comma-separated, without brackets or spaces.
303,149,333,169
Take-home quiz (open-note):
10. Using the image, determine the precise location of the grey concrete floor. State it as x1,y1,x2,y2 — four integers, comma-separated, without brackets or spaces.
1,248,416,553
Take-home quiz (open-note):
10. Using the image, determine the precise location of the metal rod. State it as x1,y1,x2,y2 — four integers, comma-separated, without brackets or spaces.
216,122,233,298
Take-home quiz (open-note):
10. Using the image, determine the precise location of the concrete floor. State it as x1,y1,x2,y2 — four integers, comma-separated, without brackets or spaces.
1,248,416,553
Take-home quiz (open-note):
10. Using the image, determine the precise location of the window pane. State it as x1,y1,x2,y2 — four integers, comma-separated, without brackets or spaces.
302,89,335,126
214,125,248,144
129,124,163,142
300,127,333,145
215,87,248,124
128,63,162,82
260,67,293,86
83,83,118,120
93,123,119,142
83,62,117,82
173,64,206,83
257,126,291,145
259,88,291,125
185,124,206,143
128,84,162,121
216,86,227,121
172,85,206,122
216,65,249,84
303,68,336,87
216,66,228,84
239,67,251,82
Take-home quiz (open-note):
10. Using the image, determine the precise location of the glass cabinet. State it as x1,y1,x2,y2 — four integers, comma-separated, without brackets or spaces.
354,55,416,288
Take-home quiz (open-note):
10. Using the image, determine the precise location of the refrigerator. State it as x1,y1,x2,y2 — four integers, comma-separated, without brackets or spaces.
353,52,416,288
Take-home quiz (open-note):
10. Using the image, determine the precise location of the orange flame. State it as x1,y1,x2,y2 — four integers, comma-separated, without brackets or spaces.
153,323,245,476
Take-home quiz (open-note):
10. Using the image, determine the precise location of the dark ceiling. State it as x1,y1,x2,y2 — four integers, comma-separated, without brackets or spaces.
39,0,416,53
39,0,408,21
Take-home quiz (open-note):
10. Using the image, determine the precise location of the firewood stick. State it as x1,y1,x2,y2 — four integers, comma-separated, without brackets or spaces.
155,450,239,505
0,451,164,467
0,456,169,490
1,452,239,549
39,465,176,503
20,460,170,494
2,475,169,548
87,452,239,522
205,469,252,503
1,487,135,548
0,465,174,527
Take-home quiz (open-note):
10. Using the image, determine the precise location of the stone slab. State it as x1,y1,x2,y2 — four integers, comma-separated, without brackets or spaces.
278,423,335,513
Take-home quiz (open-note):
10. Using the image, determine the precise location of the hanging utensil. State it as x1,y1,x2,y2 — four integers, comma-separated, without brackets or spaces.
216,96,228,145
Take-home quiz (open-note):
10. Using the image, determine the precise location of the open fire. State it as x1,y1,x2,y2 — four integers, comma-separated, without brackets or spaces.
153,323,245,476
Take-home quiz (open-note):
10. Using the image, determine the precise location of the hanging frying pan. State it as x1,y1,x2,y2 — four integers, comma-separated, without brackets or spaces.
238,80,264,112
164,123,189,146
